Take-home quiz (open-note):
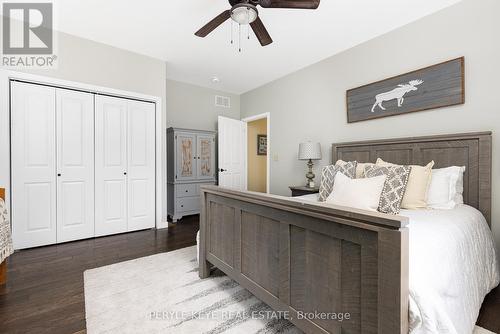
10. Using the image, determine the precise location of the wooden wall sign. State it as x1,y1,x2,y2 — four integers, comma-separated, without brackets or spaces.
346,57,465,123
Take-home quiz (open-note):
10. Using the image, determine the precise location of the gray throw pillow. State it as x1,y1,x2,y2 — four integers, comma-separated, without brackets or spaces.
364,165,411,214
318,161,357,201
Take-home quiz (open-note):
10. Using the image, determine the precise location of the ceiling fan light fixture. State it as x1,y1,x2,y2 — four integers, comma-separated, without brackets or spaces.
231,4,258,25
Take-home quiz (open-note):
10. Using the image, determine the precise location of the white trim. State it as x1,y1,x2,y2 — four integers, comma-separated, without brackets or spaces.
0,69,168,232
242,112,271,194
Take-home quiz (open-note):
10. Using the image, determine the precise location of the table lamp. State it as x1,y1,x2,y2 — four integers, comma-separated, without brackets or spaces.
298,142,322,188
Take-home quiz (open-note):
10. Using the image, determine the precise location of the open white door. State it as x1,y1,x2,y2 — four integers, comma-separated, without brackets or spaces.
218,116,247,190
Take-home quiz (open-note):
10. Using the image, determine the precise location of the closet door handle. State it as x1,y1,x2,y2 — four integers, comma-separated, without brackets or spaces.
57,173,61,177
124,172,127,175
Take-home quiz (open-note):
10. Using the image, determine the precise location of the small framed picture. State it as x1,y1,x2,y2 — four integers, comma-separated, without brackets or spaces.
257,134,267,155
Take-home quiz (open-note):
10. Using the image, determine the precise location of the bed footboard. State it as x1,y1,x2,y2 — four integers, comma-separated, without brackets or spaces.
199,185,409,334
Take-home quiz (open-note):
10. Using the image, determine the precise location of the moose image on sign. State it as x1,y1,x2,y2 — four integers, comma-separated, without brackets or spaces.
371,79,424,112
347,57,464,123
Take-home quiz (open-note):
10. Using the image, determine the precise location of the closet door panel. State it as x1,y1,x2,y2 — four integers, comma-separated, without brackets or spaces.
95,95,128,236
56,89,95,242
127,100,155,231
11,81,57,249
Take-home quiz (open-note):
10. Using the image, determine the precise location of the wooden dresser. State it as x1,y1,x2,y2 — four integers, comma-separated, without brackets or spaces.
167,128,216,222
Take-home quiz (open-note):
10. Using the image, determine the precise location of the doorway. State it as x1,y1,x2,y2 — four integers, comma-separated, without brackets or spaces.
242,113,270,194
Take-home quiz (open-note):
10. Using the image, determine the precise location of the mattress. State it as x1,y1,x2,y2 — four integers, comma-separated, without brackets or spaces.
293,194,500,334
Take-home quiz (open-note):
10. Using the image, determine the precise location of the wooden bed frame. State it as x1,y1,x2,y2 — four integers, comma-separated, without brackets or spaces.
0,187,6,285
199,132,492,334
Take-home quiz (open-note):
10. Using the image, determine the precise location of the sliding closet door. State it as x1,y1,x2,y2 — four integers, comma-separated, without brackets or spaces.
95,95,128,236
56,89,95,242
11,82,57,249
127,100,155,231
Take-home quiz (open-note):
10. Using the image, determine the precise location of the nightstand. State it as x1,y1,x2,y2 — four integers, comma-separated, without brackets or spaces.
289,185,320,197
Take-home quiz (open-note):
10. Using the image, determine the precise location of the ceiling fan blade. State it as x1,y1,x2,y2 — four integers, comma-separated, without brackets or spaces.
259,0,320,9
250,17,273,46
195,10,231,37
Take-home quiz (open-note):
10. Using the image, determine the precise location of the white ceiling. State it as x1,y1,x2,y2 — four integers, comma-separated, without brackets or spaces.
57,0,461,94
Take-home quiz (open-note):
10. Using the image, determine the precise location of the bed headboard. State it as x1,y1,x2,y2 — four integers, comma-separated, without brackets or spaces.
332,132,492,226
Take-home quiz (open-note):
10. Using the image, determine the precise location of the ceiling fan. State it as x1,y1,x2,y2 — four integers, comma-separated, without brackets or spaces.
195,0,321,47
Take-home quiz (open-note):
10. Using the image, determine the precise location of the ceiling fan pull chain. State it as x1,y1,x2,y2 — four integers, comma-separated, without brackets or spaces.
239,23,242,52
247,8,250,40
230,20,234,44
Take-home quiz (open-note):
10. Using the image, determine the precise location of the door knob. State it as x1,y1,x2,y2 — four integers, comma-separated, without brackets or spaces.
219,168,227,172
57,173,61,177
124,172,127,175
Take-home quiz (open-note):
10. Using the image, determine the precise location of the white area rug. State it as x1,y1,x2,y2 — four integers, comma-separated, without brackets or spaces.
84,246,495,334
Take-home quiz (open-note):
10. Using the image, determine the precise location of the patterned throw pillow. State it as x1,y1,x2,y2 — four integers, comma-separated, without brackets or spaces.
318,161,357,201
364,165,411,214
336,160,375,179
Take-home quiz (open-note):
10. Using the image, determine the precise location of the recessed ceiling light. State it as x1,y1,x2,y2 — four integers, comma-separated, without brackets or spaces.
211,76,220,84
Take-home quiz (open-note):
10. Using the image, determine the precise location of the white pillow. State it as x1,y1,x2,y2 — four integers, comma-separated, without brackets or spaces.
427,166,466,209
326,172,387,212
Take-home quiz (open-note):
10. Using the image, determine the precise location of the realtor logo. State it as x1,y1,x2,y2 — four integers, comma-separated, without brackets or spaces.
2,1,57,67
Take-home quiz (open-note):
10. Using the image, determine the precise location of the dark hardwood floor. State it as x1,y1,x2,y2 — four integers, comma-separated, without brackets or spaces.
0,215,199,334
478,284,500,332
0,214,499,334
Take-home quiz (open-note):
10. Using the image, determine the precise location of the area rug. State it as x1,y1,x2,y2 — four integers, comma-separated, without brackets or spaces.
84,246,495,334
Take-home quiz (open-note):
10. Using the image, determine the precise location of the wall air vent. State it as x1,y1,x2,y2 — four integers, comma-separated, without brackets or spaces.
215,95,230,108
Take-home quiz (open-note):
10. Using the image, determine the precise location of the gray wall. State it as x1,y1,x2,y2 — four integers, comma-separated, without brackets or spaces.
240,0,500,249
167,79,240,131
1,30,167,106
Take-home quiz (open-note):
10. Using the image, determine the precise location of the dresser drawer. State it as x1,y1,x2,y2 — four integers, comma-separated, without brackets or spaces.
176,196,200,213
176,184,199,198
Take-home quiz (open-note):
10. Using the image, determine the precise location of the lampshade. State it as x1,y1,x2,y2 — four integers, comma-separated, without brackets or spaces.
298,142,322,160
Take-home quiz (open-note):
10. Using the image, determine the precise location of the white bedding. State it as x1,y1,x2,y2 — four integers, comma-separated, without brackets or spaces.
293,194,500,334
